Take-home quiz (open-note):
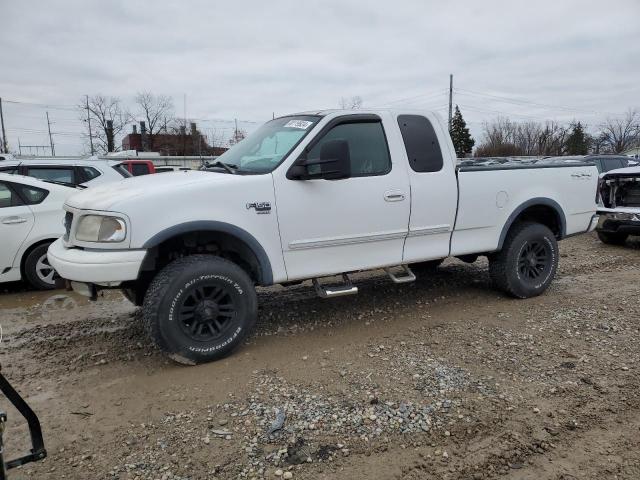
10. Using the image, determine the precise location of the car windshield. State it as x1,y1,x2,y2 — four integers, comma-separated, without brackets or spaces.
215,115,320,174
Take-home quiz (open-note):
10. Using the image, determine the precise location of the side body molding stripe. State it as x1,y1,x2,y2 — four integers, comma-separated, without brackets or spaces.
142,221,274,285
497,197,567,250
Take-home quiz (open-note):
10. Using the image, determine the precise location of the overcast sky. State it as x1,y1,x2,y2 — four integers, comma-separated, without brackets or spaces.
1,0,639,155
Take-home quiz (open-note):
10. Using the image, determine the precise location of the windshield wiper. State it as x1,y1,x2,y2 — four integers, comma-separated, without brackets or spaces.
205,160,237,174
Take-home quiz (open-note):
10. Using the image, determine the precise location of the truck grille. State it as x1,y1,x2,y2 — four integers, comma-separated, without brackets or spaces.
622,183,640,207
63,211,73,241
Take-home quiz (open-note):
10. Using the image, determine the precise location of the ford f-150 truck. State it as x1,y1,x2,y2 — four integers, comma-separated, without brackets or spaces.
48,110,599,365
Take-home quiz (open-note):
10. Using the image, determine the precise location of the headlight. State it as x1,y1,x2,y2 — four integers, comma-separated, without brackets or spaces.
75,215,126,242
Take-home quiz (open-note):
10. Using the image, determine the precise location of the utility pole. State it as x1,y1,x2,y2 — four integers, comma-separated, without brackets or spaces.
46,111,55,156
0,97,7,153
234,118,238,141
85,95,95,155
448,74,453,131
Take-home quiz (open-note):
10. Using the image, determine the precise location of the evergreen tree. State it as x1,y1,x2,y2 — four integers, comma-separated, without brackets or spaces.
449,105,475,157
565,121,589,155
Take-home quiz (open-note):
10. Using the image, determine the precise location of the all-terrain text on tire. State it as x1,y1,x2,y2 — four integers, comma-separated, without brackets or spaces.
143,255,257,365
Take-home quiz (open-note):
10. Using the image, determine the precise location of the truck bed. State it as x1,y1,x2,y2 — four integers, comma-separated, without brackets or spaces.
451,162,598,256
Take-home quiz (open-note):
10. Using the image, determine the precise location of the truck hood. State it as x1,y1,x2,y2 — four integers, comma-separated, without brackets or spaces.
601,166,640,179
65,170,243,211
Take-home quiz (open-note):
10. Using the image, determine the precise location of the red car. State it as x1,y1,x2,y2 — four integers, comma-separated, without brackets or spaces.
120,159,156,176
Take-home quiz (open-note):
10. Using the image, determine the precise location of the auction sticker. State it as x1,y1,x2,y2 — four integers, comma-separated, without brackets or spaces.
284,120,313,129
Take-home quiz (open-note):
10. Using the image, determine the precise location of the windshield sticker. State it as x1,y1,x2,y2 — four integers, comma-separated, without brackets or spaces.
284,120,313,130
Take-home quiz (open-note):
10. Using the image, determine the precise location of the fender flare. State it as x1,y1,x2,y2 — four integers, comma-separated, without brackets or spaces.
497,197,567,250
142,221,273,285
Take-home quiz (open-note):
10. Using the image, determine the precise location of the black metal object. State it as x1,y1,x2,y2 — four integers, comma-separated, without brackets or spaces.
0,371,46,479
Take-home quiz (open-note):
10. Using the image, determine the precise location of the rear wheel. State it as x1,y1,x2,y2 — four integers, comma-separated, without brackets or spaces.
143,255,257,365
24,243,56,290
489,222,558,298
597,231,628,245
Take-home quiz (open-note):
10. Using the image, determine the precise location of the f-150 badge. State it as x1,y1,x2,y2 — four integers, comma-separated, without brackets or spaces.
246,202,271,214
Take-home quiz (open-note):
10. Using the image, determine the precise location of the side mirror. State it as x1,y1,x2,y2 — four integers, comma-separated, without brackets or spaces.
287,139,351,180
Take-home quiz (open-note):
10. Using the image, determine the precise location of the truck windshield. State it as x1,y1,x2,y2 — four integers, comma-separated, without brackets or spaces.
215,115,321,174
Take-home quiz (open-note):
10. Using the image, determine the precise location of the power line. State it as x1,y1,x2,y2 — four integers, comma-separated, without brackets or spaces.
375,89,448,107
2,99,77,111
454,88,621,117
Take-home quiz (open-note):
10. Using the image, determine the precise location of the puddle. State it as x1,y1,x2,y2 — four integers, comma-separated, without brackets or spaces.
0,288,135,335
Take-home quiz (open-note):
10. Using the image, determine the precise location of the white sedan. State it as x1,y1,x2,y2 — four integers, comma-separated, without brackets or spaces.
0,173,79,289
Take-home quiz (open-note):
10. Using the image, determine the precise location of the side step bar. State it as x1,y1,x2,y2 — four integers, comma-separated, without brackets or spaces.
313,274,358,298
384,265,416,284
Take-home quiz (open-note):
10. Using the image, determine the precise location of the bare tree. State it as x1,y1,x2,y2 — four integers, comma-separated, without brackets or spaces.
228,128,247,146
80,95,131,154
598,109,640,153
135,92,174,150
339,96,363,110
475,117,570,157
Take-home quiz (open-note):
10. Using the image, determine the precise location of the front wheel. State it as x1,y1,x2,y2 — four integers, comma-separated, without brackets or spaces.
489,222,559,299
143,255,257,365
597,231,628,245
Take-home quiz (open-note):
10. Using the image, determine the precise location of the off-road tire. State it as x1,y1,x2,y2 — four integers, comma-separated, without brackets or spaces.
24,243,56,290
410,259,444,277
143,255,257,365
597,231,628,246
489,222,558,299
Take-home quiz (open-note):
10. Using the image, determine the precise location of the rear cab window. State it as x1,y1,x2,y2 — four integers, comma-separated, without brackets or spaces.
397,115,444,173
131,163,151,176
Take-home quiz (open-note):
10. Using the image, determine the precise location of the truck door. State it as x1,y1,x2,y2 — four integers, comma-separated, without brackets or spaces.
397,114,458,263
274,114,411,281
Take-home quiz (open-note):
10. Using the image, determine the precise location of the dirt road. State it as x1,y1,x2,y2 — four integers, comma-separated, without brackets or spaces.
1,233,639,479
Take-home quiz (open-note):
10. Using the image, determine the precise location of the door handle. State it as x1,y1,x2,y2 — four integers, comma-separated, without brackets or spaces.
1,216,27,225
384,191,405,202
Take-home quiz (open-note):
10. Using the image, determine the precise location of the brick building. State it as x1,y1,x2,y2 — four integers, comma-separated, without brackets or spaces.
122,121,227,156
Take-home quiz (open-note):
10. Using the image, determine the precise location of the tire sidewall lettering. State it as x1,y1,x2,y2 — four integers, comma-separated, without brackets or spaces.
166,273,246,354
514,233,557,291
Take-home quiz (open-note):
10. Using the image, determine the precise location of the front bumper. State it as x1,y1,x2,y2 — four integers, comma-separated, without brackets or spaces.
596,212,640,235
47,238,146,285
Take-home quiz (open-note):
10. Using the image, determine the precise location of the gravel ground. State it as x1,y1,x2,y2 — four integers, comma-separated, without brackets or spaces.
0,233,639,479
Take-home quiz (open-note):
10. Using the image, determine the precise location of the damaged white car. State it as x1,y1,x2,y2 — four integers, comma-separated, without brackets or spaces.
597,166,640,245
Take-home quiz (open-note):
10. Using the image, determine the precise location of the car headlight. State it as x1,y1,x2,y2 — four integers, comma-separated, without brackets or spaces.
75,215,126,242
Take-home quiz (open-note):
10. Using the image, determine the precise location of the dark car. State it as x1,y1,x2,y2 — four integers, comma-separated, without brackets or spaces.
585,155,634,174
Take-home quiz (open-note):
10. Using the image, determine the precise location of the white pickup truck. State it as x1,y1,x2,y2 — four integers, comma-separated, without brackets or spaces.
48,110,599,364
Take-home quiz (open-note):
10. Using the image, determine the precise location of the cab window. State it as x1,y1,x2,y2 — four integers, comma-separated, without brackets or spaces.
307,121,391,176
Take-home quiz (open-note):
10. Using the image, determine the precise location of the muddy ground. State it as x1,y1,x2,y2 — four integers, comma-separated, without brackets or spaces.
1,233,639,480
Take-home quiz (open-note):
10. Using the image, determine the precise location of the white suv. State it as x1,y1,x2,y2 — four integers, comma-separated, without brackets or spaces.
0,157,131,187
0,173,79,289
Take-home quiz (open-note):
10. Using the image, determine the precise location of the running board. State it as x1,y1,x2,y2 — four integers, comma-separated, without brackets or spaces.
313,274,358,298
384,265,416,284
